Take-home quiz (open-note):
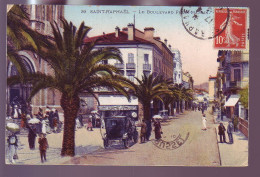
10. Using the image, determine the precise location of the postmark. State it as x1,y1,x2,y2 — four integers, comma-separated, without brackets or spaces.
214,8,247,50
180,7,230,40
152,132,190,150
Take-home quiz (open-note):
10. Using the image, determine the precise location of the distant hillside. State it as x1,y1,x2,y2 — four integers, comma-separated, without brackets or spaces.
194,82,209,92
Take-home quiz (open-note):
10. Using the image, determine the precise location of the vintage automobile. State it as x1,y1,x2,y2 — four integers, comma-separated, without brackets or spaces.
102,116,138,149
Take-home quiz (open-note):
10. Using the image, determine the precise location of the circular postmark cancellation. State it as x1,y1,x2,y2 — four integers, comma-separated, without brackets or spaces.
152,132,190,150
180,6,230,40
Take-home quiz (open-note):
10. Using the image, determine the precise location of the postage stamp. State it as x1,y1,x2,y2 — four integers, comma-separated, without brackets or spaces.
214,8,248,50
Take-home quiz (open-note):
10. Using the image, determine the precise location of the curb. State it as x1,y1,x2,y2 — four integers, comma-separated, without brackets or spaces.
215,127,222,166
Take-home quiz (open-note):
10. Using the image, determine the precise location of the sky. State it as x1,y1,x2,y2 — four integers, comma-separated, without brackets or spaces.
64,5,220,85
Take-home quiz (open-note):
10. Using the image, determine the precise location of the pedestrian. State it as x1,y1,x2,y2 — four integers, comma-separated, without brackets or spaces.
53,117,58,133
212,105,215,113
140,120,147,143
92,114,96,128
41,119,47,134
53,109,59,121
87,118,93,131
218,123,227,143
202,114,207,130
78,114,84,127
28,127,37,149
227,120,234,144
20,113,26,129
233,116,239,132
154,119,162,140
7,132,18,164
38,133,49,163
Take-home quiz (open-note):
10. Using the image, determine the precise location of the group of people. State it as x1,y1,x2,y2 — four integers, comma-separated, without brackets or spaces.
140,118,162,143
218,121,234,144
86,113,101,131
7,131,49,164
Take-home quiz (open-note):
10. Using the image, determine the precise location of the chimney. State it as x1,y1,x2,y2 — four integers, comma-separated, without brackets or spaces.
115,26,120,38
168,44,172,50
127,23,134,41
164,39,168,45
144,27,155,40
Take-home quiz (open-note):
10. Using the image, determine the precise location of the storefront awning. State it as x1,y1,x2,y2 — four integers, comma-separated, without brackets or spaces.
224,94,240,107
99,95,138,106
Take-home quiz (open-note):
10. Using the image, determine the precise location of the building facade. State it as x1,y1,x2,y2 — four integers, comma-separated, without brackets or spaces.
208,76,217,102
82,24,174,119
7,5,64,116
172,49,182,84
216,49,249,137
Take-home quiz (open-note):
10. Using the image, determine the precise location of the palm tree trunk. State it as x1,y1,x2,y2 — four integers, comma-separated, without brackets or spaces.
143,102,152,141
60,93,80,156
176,101,180,114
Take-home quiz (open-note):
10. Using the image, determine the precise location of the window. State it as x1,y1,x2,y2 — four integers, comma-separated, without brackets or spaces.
234,69,241,81
144,54,149,64
128,53,134,63
128,75,134,82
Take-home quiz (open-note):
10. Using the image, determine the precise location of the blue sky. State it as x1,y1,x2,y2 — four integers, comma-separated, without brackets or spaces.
65,5,221,85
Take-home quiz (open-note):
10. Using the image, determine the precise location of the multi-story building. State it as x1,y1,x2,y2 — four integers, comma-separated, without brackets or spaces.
172,49,182,84
182,72,193,89
208,76,217,102
7,5,64,116
216,49,249,137
83,24,174,119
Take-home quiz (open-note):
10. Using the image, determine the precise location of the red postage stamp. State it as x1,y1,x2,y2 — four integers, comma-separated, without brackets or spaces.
214,8,247,50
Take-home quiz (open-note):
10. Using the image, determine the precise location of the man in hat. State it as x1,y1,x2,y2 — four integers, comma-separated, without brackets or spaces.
38,133,49,163
227,120,234,144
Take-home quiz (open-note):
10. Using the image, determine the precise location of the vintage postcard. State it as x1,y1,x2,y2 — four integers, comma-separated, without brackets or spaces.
6,5,249,166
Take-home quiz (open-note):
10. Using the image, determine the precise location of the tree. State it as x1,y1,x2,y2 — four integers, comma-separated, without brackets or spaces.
126,74,171,139
7,5,49,80
239,86,248,109
8,19,129,156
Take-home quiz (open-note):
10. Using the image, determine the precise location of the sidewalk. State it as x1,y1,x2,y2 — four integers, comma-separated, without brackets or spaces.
212,112,248,166
5,126,104,165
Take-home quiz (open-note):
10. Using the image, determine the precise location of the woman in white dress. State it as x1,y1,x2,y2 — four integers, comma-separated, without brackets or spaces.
202,114,207,131
41,119,47,134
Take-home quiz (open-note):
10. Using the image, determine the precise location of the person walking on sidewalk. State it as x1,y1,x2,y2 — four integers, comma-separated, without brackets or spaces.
201,114,207,130
227,120,234,144
218,123,227,143
28,127,37,149
154,119,162,140
38,133,49,163
7,132,18,164
140,119,147,143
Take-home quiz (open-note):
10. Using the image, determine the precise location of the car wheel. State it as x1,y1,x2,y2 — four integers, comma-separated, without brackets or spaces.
103,139,109,149
133,131,138,143
123,139,129,149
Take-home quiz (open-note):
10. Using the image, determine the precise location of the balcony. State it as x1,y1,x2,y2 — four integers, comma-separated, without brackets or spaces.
126,63,136,70
143,64,151,71
114,63,124,69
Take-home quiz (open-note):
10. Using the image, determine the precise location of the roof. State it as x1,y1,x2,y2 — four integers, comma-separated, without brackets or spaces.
83,31,154,45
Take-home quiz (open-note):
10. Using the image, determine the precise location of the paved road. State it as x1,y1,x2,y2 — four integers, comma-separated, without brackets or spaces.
64,110,221,166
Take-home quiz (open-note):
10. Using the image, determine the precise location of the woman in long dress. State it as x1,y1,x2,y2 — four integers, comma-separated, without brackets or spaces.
154,119,162,140
202,114,207,130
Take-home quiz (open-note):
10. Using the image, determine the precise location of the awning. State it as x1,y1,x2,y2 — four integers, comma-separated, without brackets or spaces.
224,94,240,107
99,95,138,106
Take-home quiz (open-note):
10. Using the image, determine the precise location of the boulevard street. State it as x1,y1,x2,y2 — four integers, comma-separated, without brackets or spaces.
64,110,220,166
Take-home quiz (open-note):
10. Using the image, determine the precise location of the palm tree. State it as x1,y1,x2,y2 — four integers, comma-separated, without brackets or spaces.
8,19,129,156
7,5,49,80
126,74,171,139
